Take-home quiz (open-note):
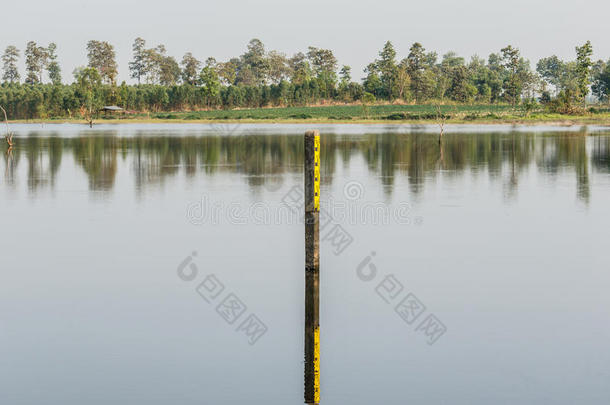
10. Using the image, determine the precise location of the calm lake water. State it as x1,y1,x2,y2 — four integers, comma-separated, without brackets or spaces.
2,123,610,404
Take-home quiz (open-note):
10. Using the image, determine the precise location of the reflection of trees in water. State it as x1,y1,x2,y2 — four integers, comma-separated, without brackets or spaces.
591,136,610,174
21,133,64,193
3,131,608,204
537,134,591,204
3,146,19,188
73,136,118,191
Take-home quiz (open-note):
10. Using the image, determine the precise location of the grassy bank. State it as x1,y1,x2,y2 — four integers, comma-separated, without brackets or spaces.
13,104,610,125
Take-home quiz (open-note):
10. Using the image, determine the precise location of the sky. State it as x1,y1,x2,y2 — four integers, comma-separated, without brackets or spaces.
2,0,609,84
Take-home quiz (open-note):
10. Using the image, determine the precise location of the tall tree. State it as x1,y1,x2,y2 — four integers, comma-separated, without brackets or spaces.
575,40,593,107
289,52,311,85
500,45,522,105
46,43,61,85
307,47,338,78
338,65,352,101
159,55,181,86
25,41,47,84
591,60,609,102
2,46,20,83
143,45,165,84
407,42,430,102
267,50,290,84
395,60,411,101
200,65,221,107
241,39,269,85
339,65,351,84
218,58,240,86
73,66,102,126
363,62,382,96
536,55,564,94
181,52,201,85
129,37,147,84
86,40,118,84
307,46,338,97
377,41,397,99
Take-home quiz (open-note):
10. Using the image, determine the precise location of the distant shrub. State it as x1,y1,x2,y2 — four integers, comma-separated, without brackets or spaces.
546,91,582,115
156,113,177,119
405,112,449,120
362,92,376,104
385,112,408,120
522,98,539,115
539,91,552,105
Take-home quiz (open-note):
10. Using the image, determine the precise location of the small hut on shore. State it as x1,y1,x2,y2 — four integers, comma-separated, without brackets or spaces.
100,106,124,116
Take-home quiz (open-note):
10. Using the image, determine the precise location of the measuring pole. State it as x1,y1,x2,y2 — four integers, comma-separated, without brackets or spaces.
304,130,320,404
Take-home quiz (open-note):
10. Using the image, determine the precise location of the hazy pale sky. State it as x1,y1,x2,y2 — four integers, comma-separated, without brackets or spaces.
3,0,609,83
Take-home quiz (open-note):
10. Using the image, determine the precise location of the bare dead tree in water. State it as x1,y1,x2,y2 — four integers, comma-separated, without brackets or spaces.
1,105,14,148
80,106,94,128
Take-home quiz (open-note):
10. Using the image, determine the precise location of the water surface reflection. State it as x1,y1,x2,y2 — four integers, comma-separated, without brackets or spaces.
3,129,609,205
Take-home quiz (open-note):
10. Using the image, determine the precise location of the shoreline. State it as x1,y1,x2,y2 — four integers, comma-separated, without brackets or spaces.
7,117,610,127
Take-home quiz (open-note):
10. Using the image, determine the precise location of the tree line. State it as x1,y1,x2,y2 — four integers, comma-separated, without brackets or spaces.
1,38,610,119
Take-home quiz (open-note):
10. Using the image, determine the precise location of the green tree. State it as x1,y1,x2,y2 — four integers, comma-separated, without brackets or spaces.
438,52,464,100
199,65,221,107
129,37,147,84
339,65,351,84
289,53,311,85
407,42,429,102
86,40,118,84
591,60,609,102
141,45,170,84
467,56,494,102
441,53,476,103
267,50,290,84
395,60,411,101
307,47,337,77
25,41,47,84
575,40,593,107
500,45,524,106
181,52,201,85
241,39,269,85
47,43,62,85
73,66,102,126
218,58,239,86
159,56,181,86
536,55,564,94
338,65,352,101
377,41,397,100
307,46,338,95
2,46,20,83
363,62,382,97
